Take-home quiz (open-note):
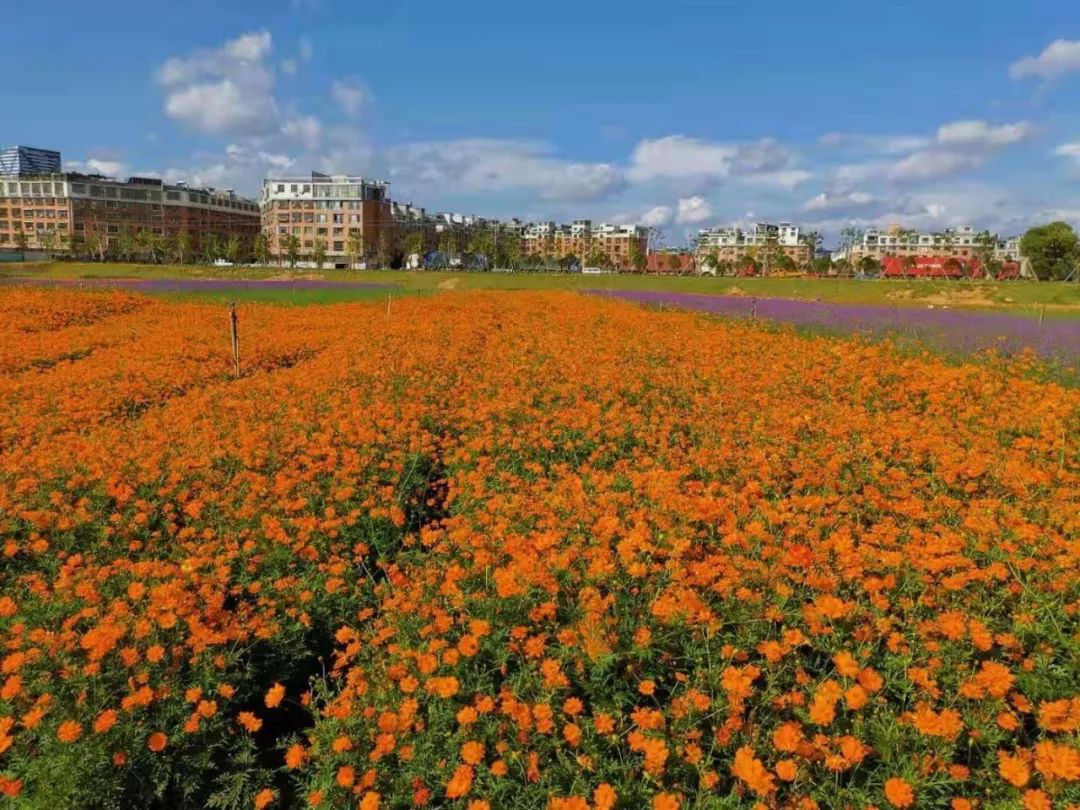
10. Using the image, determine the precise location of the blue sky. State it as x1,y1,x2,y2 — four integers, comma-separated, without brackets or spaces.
5,0,1080,245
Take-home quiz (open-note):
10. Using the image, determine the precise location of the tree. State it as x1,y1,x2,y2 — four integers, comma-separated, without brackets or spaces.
225,235,242,265
559,253,578,272
1020,221,1080,281
39,228,58,258
402,231,423,261
858,256,881,277
174,230,191,265
283,235,301,269
809,256,831,276
254,233,271,266
628,242,647,274
313,240,327,270
377,230,393,269
586,248,607,270
202,233,222,264
14,229,29,253
117,228,138,262
346,231,365,269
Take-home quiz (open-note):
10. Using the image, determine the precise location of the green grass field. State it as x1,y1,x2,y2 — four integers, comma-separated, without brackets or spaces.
3,261,1080,313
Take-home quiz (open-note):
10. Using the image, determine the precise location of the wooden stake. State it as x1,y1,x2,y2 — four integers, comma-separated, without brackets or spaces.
229,301,240,378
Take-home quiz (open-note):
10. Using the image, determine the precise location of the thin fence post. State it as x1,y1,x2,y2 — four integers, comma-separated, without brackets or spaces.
229,301,240,378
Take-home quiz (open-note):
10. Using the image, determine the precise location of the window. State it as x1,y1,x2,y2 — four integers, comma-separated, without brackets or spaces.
107,225,119,234
333,241,344,252
290,184,298,193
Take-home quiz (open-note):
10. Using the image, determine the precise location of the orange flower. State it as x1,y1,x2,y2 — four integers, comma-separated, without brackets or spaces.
999,751,1031,787
775,760,798,782
93,710,118,734
358,791,380,810
594,784,617,810
147,732,168,752
264,683,286,709
731,746,775,796
284,743,308,769
884,777,915,808
652,793,680,810
445,764,474,799
336,766,355,788
460,740,485,765
253,788,275,809
56,721,83,743
238,712,263,733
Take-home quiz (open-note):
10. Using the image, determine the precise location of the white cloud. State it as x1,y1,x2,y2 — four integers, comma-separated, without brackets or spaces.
887,151,983,183
299,36,314,62
66,158,128,177
1010,39,1080,80
332,78,371,118
1055,142,1080,159
627,135,796,183
386,138,625,200
936,120,1036,148
158,31,279,136
223,31,273,62
741,169,813,189
165,80,278,137
676,196,712,224
818,132,930,154
281,115,322,149
639,206,673,227
802,191,875,212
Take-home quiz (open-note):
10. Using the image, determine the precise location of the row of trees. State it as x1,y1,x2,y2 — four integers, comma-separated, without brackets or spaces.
21,226,264,266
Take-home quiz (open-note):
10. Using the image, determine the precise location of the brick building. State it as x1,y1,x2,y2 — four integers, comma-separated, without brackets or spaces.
522,220,647,270
0,171,260,257
836,225,1020,264
260,173,391,267
697,221,812,266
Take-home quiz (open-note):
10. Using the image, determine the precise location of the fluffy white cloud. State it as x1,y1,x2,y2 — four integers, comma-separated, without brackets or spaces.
66,158,128,177
802,191,875,212
741,169,813,189
936,120,1036,148
1010,39,1080,80
165,80,278,137
1054,142,1080,159
332,78,371,118
818,132,930,154
158,31,279,136
627,135,796,183
223,31,273,62
887,151,983,183
386,138,625,201
281,115,322,149
676,196,712,224
639,206,673,227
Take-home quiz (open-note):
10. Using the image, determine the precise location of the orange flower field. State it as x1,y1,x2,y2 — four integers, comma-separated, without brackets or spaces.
0,288,1078,809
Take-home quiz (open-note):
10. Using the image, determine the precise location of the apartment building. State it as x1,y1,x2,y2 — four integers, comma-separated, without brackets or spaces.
521,220,648,269
0,145,61,177
0,170,260,255
260,172,391,266
838,225,1019,263
697,221,812,265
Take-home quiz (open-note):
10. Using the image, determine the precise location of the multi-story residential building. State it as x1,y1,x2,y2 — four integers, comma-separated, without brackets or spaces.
837,224,1018,263
697,221,812,266
260,172,391,266
521,220,648,270
0,170,260,256
0,145,61,177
